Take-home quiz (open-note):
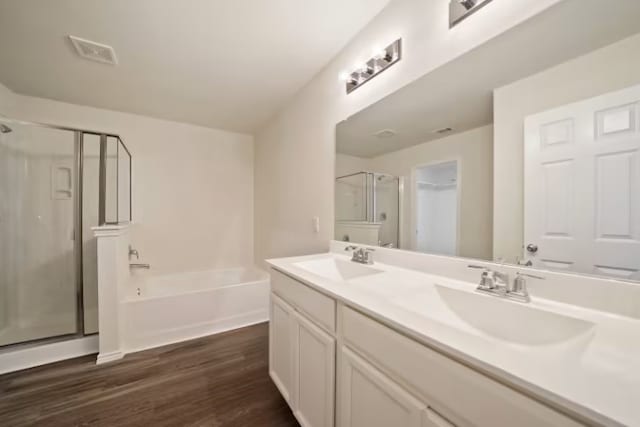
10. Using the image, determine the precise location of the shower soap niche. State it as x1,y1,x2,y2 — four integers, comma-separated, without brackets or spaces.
51,164,73,200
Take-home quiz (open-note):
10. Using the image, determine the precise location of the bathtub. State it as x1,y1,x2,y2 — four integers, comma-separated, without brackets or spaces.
122,267,270,353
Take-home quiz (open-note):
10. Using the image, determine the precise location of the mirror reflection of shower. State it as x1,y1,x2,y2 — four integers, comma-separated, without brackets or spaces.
335,171,400,248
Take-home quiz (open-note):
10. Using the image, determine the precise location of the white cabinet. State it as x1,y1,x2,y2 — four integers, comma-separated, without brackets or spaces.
269,293,294,404
338,346,425,427
269,268,581,427
292,310,335,427
269,270,336,427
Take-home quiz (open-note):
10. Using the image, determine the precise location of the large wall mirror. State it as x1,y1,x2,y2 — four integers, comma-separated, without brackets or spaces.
335,0,640,281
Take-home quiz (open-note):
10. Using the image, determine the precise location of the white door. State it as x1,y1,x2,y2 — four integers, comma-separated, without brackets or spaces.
337,346,425,427
292,310,335,427
524,84,640,279
269,294,294,406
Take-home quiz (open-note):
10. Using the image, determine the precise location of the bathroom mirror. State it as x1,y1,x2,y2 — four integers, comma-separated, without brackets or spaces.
335,0,640,281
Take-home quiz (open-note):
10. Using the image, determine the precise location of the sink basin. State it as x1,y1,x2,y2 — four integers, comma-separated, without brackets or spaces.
293,258,383,282
435,285,595,346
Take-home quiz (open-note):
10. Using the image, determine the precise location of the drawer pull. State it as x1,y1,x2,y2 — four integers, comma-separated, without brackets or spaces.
425,407,455,427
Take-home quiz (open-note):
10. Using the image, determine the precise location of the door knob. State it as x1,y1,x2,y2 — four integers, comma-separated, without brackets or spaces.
526,244,538,254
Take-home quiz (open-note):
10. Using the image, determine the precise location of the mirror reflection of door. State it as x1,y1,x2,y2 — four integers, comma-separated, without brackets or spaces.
413,160,459,256
524,84,640,280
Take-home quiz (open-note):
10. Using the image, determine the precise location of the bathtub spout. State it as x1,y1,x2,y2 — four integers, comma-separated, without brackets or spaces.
130,263,151,269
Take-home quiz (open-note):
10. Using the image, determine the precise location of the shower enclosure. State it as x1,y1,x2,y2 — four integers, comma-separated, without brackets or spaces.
0,117,131,348
335,172,400,248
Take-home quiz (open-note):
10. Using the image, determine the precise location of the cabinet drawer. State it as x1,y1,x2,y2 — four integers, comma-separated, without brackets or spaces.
340,305,583,427
271,269,336,333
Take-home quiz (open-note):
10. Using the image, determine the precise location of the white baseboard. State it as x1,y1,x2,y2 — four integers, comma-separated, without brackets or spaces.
96,350,124,365
0,335,99,375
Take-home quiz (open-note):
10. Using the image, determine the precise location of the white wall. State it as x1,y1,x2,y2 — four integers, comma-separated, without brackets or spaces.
1,88,255,277
493,33,640,263
369,125,493,260
254,0,561,265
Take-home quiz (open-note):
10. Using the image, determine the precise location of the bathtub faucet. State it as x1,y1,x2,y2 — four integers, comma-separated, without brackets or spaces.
129,245,139,260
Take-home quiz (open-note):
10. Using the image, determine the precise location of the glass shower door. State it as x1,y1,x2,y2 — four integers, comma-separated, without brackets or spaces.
373,174,399,248
0,121,78,346
335,172,369,221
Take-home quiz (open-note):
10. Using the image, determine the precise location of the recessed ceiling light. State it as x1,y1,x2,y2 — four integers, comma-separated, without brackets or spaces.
69,35,118,65
374,129,397,139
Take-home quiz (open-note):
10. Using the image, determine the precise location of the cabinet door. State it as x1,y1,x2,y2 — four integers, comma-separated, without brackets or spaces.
292,310,336,427
269,293,294,406
338,346,425,427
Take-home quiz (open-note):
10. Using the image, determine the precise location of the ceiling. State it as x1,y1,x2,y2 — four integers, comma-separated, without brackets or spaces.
0,0,391,133
337,0,640,158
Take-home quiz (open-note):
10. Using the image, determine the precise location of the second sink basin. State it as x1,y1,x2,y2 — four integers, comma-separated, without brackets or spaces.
434,285,595,346
294,257,383,282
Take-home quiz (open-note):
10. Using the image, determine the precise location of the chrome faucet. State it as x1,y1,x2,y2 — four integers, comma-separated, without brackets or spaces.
345,245,375,265
129,245,139,260
468,265,544,303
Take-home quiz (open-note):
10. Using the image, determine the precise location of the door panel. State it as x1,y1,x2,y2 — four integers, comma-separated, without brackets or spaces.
0,122,78,346
293,310,335,427
269,294,294,406
338,346,424,427
524,84,640,279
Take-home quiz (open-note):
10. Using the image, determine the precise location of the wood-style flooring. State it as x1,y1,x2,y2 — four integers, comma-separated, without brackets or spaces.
0,323,299,427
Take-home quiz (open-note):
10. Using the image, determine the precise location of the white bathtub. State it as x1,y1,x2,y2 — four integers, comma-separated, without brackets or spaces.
122,267,270,352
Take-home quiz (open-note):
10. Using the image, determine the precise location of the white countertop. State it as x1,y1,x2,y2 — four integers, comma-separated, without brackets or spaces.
266,252,640,427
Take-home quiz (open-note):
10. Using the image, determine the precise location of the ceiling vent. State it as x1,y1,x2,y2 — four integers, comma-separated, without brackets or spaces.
374,129,397,139
432,127,453,134
69,36,118,65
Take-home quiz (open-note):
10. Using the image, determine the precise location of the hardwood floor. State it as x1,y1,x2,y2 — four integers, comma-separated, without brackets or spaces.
0,323,299,427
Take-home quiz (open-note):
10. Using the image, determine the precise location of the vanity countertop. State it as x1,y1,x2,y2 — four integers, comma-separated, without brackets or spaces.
266,251,640,427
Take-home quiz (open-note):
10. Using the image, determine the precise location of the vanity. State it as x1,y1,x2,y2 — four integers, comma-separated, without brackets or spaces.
266,242,640,427
267,3,640,426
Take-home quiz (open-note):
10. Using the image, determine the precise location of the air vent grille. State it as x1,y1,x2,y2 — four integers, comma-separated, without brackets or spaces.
433,127,453,134
374,129,397,139
69,36,118,65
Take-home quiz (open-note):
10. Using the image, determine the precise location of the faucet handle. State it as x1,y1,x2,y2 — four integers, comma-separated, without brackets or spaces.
468,265,498,289
128,245,140,260
517,272,545,280
512,272,544,290
508,272,544,302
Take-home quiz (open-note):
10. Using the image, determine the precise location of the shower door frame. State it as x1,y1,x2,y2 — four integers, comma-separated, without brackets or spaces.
334,171,403,248
0,116,132,349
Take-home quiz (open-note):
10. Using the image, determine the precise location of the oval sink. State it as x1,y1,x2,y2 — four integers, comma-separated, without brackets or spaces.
293,258,383,282
435,285,595,346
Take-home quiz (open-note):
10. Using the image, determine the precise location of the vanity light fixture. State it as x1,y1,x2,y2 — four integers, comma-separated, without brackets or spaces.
340,39,402,94
449,0,494,28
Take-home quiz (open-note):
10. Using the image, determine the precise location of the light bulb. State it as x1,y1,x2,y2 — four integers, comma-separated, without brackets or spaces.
339,72,350,82
372,47,386,60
